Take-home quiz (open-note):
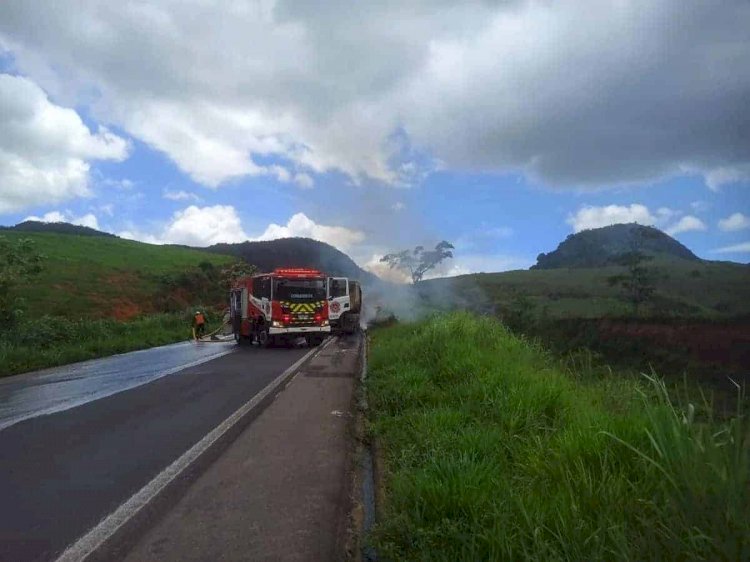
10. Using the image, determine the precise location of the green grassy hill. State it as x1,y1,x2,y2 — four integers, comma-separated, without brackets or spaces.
2,231,233,319
412,257,750,382
421,256,750,319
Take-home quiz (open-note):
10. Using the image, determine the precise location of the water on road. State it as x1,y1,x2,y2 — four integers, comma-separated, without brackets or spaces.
0,340,235,431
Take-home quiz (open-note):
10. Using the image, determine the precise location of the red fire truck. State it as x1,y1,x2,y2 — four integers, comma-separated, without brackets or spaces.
230,268,331,347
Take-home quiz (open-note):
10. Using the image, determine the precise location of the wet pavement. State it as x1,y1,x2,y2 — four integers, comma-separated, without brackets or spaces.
0,340,235,431
0,345,308,562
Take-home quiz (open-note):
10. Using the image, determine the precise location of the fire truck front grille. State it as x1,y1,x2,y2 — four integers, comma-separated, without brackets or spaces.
278,300,325,327
289,315,317,326
279,300,324,314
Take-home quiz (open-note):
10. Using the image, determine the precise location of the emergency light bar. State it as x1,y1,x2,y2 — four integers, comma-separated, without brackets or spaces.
273,268,324,277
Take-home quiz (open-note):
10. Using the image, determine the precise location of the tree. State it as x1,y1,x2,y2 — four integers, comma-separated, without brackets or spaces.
607,232,655,315
0,236,44,327
220,260,257,290
380,241,454,284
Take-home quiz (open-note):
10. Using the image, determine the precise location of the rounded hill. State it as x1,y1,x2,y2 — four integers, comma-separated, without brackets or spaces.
532,223,700,269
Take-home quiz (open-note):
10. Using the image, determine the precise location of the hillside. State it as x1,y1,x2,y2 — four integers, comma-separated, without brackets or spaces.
0,220,117,238
415,258,750,380
206,237,379,284
533,223,699,269
421,257,750,319
1,231,233,319
1,224,382,320
3,222,377,283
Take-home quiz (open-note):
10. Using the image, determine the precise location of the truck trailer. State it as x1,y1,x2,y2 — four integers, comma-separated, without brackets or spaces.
231,268,331,347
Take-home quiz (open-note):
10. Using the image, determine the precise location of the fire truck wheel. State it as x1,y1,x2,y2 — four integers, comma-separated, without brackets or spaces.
307,335,324,347
257,328,271,348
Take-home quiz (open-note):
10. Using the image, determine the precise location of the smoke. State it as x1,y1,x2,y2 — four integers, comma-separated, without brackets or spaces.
361,271,493,328
290,165,499,324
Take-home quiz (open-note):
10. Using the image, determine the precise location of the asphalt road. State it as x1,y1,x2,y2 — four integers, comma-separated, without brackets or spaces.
0,340,235,431
0,345,309,562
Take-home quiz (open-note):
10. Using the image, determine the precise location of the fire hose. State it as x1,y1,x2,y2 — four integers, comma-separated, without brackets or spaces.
192,320,233,343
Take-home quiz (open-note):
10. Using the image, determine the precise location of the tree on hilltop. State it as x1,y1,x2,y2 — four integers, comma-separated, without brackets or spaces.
380,241,454,284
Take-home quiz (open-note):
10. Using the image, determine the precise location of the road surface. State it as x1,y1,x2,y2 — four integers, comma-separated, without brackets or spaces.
0,340,234,431
0,343,310,562
123,334,362,561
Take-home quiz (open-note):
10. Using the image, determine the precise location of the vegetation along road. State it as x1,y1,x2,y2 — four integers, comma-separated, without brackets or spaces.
367,313,749,560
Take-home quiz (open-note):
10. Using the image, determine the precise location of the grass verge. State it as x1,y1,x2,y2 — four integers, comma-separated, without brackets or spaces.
0,312,211,377
367,312,749,560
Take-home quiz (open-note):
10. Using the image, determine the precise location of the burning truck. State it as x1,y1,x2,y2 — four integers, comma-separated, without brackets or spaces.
230,268,362,347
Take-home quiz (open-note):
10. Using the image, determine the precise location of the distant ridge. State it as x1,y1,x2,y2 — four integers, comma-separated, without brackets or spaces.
206,237,379,284
1,220,117,238
2,221,378,283
532,223,700,269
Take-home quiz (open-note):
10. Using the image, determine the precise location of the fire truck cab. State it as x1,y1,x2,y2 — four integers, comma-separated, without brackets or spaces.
231,268,331,347
327,277,362,334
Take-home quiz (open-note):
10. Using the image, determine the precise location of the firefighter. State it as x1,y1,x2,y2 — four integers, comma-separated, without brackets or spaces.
193,310,206,339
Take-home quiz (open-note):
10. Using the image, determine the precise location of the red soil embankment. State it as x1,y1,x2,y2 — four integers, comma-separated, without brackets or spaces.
597,319,750,377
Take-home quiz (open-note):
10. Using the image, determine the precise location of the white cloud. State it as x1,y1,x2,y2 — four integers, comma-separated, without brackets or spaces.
392,202,406,212
703,166,750,191
294,173,314,189
255,212,364,251
98,204,114,217
718,212,750,232
656,207,680,222
690,200,710,213
25,210,100,230
665,215,707,236
1,1,747,189
119,208,363,252
0,74,129,213
160,205,249,246
163,189,201,202
120,205,249,247
567,204,656,233
101,177,135,190
713,242,750,254
567,203,710,236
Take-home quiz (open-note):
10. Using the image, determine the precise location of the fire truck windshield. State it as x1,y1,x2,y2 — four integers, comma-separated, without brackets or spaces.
273,278,326,301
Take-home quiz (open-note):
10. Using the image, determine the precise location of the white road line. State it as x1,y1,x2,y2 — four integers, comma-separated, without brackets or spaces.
55,338,336,562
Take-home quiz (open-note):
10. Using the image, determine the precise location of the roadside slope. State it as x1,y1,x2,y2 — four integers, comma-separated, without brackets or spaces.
1,231,233,319
420,257,750,318
367,313,749,560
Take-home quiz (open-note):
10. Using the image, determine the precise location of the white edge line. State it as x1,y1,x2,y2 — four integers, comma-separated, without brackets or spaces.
55,337,336,562
0,347,235,432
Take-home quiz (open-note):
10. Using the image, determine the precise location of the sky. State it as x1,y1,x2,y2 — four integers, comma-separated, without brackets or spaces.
0,0,748,281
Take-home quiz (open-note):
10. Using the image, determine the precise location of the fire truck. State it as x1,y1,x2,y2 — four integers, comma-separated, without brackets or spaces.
230,268,331,347
327,277,362,334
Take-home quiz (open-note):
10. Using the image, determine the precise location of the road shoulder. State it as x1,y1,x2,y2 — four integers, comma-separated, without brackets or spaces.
122,334,361,562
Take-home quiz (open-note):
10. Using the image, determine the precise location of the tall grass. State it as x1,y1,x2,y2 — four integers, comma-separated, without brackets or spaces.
367,312,749,560
0,312,199,377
